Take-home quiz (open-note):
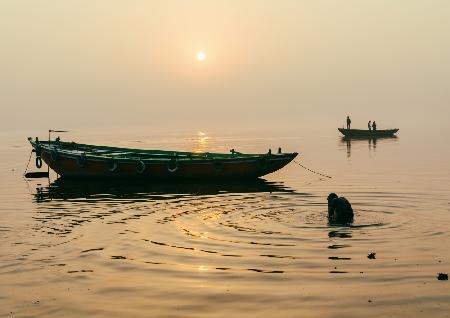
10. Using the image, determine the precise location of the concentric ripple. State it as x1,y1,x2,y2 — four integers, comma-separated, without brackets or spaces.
16,179,450,280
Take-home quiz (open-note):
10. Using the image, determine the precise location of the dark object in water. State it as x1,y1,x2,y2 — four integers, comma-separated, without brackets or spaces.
24,171,49,178
327,193,353,222
367,252,376,259
437,273,448,280
338,128,399,138
28,138,297,180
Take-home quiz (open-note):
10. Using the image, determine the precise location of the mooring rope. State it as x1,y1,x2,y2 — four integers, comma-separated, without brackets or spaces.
23,151,33,176
293,160,332,179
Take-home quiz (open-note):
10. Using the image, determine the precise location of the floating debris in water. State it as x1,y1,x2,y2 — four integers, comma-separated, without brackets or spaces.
367,252,376,259
437,273,448,280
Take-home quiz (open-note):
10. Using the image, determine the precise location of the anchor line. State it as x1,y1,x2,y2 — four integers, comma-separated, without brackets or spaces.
293,160,332,179
23,151,33,176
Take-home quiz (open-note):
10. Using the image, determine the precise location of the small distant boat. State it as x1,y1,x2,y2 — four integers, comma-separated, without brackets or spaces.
28,138,298,180
338,128,399,138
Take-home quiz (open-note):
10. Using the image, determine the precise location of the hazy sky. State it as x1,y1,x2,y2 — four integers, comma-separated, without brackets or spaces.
1,0,449,133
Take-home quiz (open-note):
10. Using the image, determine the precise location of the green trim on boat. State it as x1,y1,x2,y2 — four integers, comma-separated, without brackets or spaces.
29,139,282,162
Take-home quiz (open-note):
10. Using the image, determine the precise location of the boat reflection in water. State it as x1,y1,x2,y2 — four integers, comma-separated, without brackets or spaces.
340,136,398,158
34,177,295,203
32,178,298,237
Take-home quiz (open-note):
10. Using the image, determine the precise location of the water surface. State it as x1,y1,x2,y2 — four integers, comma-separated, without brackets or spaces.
1,128,449,317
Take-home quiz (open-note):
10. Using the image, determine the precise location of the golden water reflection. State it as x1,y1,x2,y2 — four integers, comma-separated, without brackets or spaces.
193,131,210,153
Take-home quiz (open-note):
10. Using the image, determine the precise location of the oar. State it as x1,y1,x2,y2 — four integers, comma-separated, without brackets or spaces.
48,129,69,141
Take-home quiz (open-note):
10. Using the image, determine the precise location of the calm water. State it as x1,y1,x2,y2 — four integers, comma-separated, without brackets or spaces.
1,127,449,318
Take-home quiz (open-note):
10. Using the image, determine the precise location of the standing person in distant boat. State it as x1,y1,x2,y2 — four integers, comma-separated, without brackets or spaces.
372,121,377,131
346,116,351,129
368,121,372,131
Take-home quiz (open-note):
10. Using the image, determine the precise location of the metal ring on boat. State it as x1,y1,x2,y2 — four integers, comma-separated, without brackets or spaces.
136,160,146,174
108,160,118,172
77,153,87,167
167,158,178,173
51,149,59,162
35,156,43,169
35,145,42,157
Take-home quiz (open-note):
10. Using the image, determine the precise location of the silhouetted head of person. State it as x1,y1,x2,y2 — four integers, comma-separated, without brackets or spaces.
327,193,338,203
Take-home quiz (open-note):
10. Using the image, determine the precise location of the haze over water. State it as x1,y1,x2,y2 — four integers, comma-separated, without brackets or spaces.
1,1,450,134
1,1,450,317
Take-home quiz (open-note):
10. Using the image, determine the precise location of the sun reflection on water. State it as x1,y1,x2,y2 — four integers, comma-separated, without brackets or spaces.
193,131,210,153
198,265,209,272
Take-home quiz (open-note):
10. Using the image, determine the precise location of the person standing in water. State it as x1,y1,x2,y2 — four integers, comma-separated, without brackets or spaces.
368,121,372,131
346,116,351,129
372,121,377,131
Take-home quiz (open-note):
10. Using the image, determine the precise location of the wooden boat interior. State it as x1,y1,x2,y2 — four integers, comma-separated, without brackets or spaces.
30,140,284,161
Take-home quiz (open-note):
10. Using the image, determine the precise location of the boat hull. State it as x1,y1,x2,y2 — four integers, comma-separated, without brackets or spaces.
35,143,297,180
338,128,399,138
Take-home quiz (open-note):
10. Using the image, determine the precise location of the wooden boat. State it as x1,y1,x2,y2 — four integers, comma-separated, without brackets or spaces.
28,138,298,180
338,128,399,138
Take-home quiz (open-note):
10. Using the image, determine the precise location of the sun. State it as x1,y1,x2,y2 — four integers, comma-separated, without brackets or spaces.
196,51,206,62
